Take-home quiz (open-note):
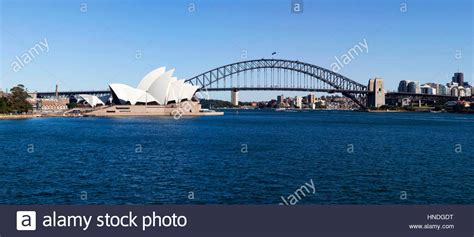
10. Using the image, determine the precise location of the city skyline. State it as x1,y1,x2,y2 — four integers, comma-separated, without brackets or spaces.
1,0,472,101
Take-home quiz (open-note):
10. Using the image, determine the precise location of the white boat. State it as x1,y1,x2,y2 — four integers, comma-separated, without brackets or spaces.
199,108,216,113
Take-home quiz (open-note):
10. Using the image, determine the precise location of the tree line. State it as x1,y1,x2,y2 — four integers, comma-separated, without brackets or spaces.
0,84,32,114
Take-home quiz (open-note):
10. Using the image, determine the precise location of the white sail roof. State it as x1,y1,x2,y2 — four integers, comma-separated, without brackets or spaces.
181,84,200,101
109,84,157,105
108,67,199,106
167,80,185,103
147,69,175,105
78,94,105,107
137,67,166,91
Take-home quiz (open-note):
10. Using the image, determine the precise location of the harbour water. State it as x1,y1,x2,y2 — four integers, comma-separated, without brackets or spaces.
0,110,472,204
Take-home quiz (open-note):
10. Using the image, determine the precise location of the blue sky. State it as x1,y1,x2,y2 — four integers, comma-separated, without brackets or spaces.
1,0,472,101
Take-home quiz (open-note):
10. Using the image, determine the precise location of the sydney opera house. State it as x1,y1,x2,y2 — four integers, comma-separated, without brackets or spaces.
78,67,199,107
82,67,220,117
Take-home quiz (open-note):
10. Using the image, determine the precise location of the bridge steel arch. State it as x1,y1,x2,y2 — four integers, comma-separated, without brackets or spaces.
185,59,369,109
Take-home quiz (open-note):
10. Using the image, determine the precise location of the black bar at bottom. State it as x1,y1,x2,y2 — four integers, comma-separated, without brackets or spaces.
1,205,472,237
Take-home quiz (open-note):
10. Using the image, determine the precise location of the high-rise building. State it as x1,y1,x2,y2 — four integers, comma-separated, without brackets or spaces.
277,95,284,104
438,84,448,96
295,96,302,108
397,80,410,92
407,81,420,93
307,94,316,104
452,72,464,86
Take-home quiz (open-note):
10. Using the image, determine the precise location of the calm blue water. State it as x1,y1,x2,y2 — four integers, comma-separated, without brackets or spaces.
0,110,473,204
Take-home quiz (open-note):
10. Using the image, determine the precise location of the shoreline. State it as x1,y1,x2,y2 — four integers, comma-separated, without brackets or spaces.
0,114,38,120
1,108,471,120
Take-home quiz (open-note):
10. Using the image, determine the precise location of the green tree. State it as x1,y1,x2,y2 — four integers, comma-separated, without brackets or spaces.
9,84,32,113
67,102,77,109
200,99,235,108
0,97,9,114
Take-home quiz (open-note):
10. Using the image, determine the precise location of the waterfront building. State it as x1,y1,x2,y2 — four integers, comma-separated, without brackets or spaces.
420,84,430,94
295,96,302,108
109,84,158,105
109,67,199,105
277,95,284,104
39,98,69,111
450,87,459,97
307,94,316,104
420,84,436,95
438,84,448,96
267,100,277,108
466,87,472,96
302,96,308,104
426,83,439,92
26,97,38,111
459,87,466,97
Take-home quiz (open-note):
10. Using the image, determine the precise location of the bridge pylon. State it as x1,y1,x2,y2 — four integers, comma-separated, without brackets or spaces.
367,77,385,108
231,88,239,106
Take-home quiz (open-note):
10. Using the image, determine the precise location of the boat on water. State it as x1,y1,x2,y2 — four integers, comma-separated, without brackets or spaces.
275,108,300,112
200,108,216,113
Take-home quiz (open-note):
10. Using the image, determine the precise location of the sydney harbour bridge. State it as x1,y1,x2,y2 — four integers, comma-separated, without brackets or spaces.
184,59,368,108
36,59,461,110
